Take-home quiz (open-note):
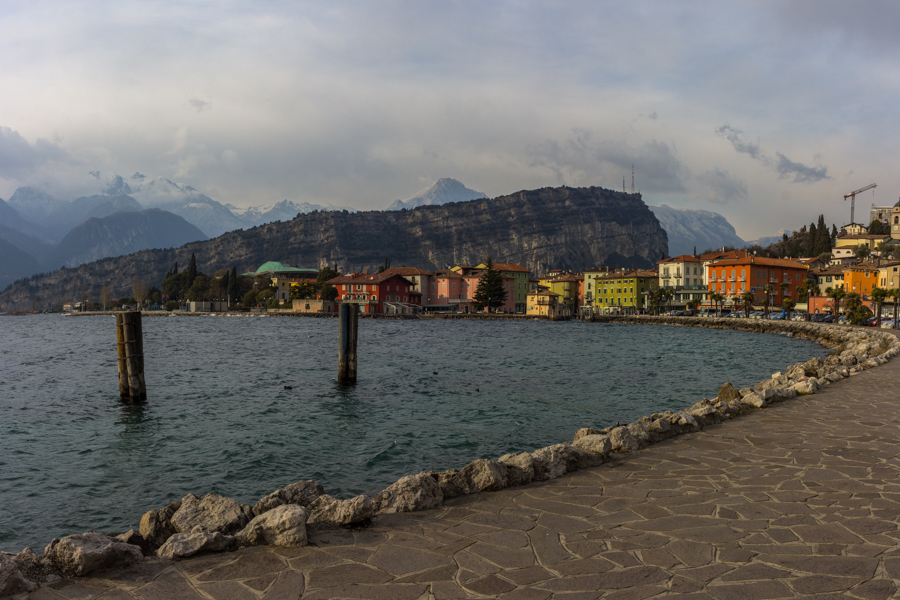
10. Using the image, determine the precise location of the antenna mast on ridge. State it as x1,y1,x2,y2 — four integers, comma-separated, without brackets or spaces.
631,164,635,194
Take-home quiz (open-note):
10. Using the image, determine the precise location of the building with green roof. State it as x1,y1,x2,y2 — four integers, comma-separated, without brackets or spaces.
241,262,319,278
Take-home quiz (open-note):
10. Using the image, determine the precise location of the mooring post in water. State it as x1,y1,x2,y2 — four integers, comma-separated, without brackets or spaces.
338,302,358,383
116,311,147,402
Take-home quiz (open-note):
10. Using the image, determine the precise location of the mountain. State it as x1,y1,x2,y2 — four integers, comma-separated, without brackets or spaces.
0,238,41,292
42,209,208,270
387,178,487,211
46,194,144,240
229,200,358,228
7,187,66,224
0,225,54,260
648,204,746,256
0,186,667,309
0,197,47,241
127,176,246,237
746,229,793,248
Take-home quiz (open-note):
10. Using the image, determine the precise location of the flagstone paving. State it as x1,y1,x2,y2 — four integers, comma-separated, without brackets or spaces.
21,331,900,600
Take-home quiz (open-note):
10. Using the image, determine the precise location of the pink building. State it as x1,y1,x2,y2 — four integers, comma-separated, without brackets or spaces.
428,267,516,313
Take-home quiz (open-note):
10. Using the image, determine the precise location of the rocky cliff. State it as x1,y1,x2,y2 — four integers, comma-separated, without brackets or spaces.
0,186,667,309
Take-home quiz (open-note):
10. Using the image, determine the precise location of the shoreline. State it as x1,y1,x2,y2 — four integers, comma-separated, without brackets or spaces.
2,318,898,595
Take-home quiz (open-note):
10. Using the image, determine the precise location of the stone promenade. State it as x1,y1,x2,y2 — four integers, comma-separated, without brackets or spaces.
20,336,900,600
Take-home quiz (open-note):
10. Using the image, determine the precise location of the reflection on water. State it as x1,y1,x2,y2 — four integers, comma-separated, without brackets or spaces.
0,315,824,552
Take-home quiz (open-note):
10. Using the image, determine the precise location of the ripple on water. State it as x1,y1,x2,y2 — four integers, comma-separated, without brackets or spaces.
0,315,825,551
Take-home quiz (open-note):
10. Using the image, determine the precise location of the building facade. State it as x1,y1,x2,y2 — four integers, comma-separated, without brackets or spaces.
475,263,530,313
595,269,656,313
707,257,808,307
327,272,422,314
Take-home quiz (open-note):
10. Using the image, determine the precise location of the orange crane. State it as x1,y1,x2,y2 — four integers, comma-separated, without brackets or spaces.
844,183,876,225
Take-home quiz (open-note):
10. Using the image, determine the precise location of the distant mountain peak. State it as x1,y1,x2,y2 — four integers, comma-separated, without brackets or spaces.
648,204,746,256
387,178,487,211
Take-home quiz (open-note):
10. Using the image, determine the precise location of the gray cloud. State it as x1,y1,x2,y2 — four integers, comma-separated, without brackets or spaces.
189,98,211,113
715,125,764,161
697,168,748,205
103,174,132,195
529,130,688,194
0,126,67,179
775,152,829,183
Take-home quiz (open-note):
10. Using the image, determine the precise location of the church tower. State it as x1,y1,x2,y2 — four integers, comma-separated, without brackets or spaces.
892,200,900,241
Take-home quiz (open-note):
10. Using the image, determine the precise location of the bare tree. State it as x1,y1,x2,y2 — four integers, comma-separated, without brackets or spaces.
132,278,150,308
99,286,112,311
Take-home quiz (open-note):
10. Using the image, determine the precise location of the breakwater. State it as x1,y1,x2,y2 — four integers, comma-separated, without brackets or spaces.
1,318,897,594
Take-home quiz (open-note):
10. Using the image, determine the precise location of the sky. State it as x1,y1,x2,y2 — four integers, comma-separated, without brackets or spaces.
1,1,899,239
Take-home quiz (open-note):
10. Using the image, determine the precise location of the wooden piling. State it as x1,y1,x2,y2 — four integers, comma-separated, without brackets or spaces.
338,303,358,383
117,311,147,402
115,313,128,399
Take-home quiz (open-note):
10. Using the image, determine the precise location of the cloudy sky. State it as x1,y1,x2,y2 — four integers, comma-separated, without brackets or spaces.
1,1,898,239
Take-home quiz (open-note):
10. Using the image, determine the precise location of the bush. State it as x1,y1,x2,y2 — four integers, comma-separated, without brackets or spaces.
164,300,179,312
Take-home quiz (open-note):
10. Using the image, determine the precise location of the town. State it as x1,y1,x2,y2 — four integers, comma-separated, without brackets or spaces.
65,201,900,327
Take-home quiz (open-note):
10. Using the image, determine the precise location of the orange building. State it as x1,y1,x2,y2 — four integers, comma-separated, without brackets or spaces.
707,257,809,306
844,263,881,300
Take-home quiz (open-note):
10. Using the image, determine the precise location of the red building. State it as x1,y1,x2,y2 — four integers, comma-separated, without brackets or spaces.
326,272,422,314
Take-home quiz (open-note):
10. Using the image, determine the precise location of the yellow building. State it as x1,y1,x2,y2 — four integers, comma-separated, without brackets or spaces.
877,261,900,291
583,267,615,307
844,263,880,298
834,234,891,251
595,269,657,313
526,290,560,317
538,274,580,312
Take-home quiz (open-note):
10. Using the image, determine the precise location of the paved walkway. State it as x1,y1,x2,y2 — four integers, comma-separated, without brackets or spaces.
21,335,900,600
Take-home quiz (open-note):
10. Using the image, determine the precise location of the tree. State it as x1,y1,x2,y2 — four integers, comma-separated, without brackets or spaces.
844,292,872,325
242,289,258,307
316,265,341,289
783,298,795,321
229,266,239,303
816,214,830,255
290,282,317,300
869,219,889,235
856,244,872,262
686,299,698,314
831,224,838,246
779,281,790,306
889,288,900,329
187,254,198,287
827,287,845,316
376,258,391,274
663,288,675,313
709,292,724,317
99,286,112,311
761,284,773,318
871,287,888,326
321,284,338,302
807,222,817,256
741,291,755,318
473,258,508,313
132,278,150,308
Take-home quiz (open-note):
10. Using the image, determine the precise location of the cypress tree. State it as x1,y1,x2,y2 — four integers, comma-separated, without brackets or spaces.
807,222,817,256
173,261,178,274
229,265,238,301
187,254,197,287
473,258,508,313
815,214,829,255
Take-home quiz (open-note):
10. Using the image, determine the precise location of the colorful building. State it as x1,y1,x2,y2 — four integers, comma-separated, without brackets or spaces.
241,261,319,302
526,290,561,317
429,267,516,313
809,266,845,293
844,262,882,299
538,273,581,312
327,272,422,314
878,261,900,291
595,269,657,313
474,262,530,313
707,257,808,307
658,255,707,308
583,267,616,307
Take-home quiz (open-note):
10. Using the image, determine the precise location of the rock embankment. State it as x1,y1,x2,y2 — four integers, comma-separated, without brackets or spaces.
1,319,897,596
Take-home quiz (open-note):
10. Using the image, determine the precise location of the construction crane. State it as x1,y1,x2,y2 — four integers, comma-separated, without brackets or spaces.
843,183,876,225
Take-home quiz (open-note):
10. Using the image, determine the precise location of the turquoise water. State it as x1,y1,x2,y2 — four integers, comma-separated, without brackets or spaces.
0,315,823,552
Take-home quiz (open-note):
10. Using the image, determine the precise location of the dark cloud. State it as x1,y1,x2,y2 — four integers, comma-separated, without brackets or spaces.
189,98,211,113
0,126,67,180
528,130,688,194
715,125,764,161
775,152,829,183
697,168,747,204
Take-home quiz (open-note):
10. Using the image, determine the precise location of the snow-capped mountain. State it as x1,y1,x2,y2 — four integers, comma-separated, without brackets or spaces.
386,178,487,211
227,199,357,227
648,204,747,256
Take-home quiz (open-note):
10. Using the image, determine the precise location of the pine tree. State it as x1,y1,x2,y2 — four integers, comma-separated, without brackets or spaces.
816,215,830,255
187,254,197,287
473,258,508,313
229,265,238,302
173,261,178,274
831,224,838,245
807,222,817,256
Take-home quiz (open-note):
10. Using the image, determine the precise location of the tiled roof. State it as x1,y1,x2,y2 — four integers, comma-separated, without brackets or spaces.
381,267,433,276
485,263,530,273
326,272,415,285
837,234,890,240
710,257,809,269
658,255,701,263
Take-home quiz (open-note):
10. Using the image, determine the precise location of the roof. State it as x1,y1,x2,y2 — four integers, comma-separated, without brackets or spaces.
478,262,530,273
709,257,809,269
810,267,846,277
326,272,415,285
242,261,319,277
658,254,701,264
528,290,560,297
699,250,750,261
598,269,655,280
837,234,890,240
432,269,464,279
380,267,433,277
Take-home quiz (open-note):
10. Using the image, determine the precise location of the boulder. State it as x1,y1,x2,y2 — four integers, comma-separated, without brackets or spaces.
771,372,789,385
531,444,584,480
170,494,252,536
786,364,806,380
0,554,37,596
253,480,325,516
573,427,602,442
802,357,824,375
608,426,640,453
740,392,766,409
373,473,443,514
45,532,143,577
306,494,374,527
115,530,151,556
791,380,818,395
626,422,651,447
139,500,182,550
753,378,780,392
717,382,742,403
572,434,612,466
645,417,673,442
433,470,464,500
235,505,308,547
444,459,508,496
667,411,701,433
156,531,233,560
498,452,535,487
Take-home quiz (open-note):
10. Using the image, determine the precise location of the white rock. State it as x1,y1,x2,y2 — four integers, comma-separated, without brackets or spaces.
608,426,640,453
498,452,535,486
373,473,443,514
740,393,766,408
170,493,252,535
235,505,308,547
253,480,324,515
45,532,142,577
307,494,374,527
156,531,233,560
0,554,37,596
531,444,582,480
